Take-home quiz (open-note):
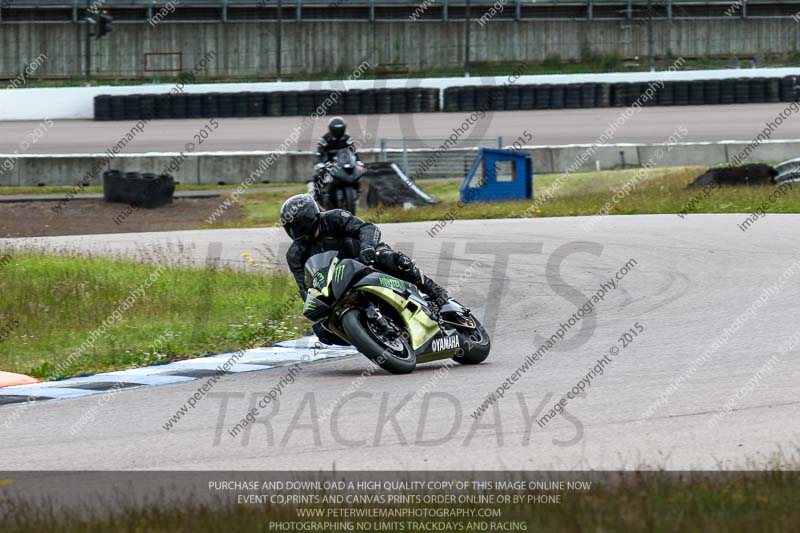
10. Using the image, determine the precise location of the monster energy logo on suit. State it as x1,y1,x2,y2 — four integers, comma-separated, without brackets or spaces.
432,335,460,352
335,264,346,282
378,276,405,289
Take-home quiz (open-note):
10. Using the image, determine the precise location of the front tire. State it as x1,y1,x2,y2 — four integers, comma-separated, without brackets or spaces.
344,186,358,215
342,309,416,374
452,316,491,365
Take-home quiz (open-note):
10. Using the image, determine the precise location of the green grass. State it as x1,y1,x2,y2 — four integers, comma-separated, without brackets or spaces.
2,471,799,532
19,53,800,89
0,251,307,379
200,184,307,229
209,166,800,230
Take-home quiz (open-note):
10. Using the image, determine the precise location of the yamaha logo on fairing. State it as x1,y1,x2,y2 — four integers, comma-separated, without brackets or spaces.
432,335,460,352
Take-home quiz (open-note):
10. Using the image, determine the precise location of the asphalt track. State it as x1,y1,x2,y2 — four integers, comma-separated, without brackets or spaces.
1,214,799,470
2,103,800,154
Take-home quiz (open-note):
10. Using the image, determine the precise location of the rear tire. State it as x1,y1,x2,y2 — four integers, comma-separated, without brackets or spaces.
341,309,416,374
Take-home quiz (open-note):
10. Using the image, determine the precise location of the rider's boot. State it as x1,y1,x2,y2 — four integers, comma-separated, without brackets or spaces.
385,251,450,315
418,276,450,316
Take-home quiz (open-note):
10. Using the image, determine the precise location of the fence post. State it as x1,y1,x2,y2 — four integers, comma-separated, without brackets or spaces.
380,139,386,162
402,140,409,175
84,1,92,86
647,0,654,71
276,0,283,80
464,0,471,77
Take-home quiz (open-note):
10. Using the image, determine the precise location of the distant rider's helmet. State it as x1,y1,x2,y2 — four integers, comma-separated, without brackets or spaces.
280,194,321,241
328,117,347,139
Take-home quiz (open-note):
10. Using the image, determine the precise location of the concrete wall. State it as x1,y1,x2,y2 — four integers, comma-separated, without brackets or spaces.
3,140,798,187
2,19,799,80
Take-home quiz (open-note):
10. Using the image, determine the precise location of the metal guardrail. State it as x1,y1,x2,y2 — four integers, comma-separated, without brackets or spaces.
4,0,800,17
378,138,504,178
774,157,800,184
7,0,800,5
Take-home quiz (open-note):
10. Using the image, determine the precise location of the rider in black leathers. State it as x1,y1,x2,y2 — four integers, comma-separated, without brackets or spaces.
281,194,449,345
313,117,361,203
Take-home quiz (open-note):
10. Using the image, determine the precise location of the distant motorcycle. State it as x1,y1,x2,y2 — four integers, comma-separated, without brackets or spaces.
315,148,365,215
303,251,491,374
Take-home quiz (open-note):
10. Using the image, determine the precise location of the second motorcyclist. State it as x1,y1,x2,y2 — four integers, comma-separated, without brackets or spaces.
312,117,362,204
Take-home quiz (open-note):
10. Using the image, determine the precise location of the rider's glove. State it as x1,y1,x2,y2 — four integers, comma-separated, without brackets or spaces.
359,247,377,265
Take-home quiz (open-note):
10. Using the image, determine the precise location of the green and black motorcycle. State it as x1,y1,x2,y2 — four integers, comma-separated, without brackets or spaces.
303,251,490,374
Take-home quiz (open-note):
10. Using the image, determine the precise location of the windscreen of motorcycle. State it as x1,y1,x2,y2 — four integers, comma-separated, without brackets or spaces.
304,251,339,292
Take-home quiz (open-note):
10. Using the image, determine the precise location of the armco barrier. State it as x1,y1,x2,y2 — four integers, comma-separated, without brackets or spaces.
6,140,800,187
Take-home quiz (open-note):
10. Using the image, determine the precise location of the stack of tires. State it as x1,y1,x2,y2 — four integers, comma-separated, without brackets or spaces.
94,95,112,121
703,80,720,105
595,83,612,107
94,88,444,121
534,85,551,109
780,75,798,101
94,75,800,121
103,170,175,208
439,76,800,112
564,84,582,108
720,79,736,104
519,85,536,109
424,88,439,112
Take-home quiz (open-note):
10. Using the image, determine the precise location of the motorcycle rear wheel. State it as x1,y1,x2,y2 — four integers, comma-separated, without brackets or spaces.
342,309,416,374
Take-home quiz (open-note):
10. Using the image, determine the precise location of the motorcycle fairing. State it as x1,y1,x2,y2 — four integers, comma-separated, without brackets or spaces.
354,286,440,350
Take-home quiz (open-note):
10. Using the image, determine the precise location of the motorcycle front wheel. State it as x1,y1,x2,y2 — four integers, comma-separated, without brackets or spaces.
342,309,416,374
344,186,358,215
452,315,491,365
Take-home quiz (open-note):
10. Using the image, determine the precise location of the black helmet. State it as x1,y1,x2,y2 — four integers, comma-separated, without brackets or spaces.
280,194,320,241
328,117,346,139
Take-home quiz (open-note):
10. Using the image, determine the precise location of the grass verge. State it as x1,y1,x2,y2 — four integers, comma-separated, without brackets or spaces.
18,53,800,88
2,471,799,532
0,251,306,379
207,166,800,230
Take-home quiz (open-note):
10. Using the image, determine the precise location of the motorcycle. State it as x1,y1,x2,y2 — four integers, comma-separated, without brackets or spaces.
315,148,365,215
302,251,491,374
